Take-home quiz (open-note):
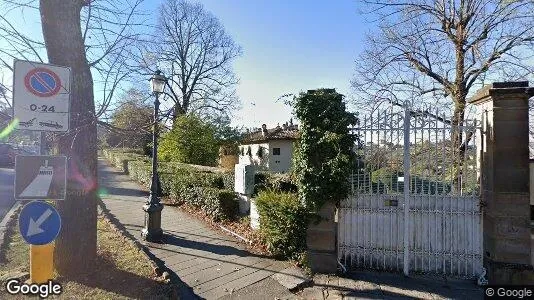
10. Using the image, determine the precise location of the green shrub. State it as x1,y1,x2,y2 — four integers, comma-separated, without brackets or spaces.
254,172,297,195
102,149,146,173
127,160,152,186
199,188,238,221
255,190,308,259
103,148,239,221
220,171,235,191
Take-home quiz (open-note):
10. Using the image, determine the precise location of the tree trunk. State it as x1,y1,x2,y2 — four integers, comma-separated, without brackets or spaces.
451,97,466,193
40,0,98,275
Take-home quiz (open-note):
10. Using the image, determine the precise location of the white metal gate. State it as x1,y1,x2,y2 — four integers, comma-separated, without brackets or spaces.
338,104,483,279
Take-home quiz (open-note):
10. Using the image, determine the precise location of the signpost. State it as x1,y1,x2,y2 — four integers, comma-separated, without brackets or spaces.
18,201,62,246
12,60,71,284
14,155,67,201
13,60,71,132
18,201,61,283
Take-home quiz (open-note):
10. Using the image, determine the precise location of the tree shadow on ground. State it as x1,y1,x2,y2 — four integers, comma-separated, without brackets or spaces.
104,186,149,197
161,233,270,259
314,271,483,299
64,255,178,299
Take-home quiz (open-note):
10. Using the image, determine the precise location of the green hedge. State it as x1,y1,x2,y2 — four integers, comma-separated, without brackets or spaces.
102,148,147,173
255,190,308,259
103,148,238,221
254,172,297,195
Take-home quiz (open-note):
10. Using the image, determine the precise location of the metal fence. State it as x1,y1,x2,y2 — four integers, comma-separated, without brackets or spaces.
338,103,483,279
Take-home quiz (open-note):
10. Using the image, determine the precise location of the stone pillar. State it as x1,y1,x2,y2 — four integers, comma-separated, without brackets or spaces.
306,202,337,273
468,81,534,284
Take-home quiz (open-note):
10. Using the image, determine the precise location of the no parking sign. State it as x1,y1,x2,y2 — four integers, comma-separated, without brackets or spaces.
12,60,70,132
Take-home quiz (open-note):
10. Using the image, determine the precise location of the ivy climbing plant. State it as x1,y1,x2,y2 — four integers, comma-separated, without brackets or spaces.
291,89,358,211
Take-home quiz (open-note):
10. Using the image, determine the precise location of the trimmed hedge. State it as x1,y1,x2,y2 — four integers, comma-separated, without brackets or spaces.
102,148,238,221
102,148,147,173
254,172,297,196
255,190,308,259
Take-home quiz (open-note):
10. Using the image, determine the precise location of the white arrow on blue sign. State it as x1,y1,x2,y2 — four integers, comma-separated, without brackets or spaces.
18,201,61,245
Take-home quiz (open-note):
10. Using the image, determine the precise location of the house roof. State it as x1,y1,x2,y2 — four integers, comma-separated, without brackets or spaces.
242,125,299,144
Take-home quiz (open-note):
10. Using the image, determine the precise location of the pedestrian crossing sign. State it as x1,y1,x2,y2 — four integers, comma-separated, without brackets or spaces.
14,155,67,200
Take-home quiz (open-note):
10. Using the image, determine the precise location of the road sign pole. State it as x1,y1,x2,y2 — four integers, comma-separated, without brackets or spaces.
39,132,45,155
30,243,54,283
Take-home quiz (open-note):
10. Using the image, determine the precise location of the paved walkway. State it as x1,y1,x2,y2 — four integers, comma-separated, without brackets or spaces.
298,273,483,299
98,159,293,299
98,159,486,300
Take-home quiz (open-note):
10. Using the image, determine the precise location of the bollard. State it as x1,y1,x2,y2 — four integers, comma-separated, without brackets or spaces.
30,243,54,284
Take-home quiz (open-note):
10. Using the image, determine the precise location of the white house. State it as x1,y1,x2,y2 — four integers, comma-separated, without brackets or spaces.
239,121,299,173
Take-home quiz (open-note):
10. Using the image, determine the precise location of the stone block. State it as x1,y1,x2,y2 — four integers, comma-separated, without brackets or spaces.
306,228,336,252
494,109,530,122
493,192,530,206
494,148,528,169
493,168,529,193
271,266,312,291
486,259,534,285
308,250,337,273
485,237,531,264
485,216,531,239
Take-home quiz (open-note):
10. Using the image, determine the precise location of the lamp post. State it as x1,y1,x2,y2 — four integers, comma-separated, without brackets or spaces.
141,69,166,242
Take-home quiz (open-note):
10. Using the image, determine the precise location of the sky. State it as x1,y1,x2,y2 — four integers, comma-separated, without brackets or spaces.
0,0,369,130
191,0,368,129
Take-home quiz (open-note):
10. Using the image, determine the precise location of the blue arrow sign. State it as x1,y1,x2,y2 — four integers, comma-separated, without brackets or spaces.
18,201,61,245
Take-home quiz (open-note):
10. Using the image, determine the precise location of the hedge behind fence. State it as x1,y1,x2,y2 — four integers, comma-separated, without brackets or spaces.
102,149,238,221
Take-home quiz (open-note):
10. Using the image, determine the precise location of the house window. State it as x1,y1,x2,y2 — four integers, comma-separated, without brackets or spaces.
273,148,281,155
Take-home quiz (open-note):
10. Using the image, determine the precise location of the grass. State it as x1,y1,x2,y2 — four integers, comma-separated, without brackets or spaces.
0,215,178,299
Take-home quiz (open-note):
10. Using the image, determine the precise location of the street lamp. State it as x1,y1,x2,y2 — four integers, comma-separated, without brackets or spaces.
141,69,166,242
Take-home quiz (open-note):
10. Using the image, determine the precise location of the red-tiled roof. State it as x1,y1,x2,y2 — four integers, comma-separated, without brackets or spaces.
242,125,299,144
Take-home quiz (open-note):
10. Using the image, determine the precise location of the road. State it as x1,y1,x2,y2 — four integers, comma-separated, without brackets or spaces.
0,167,15,222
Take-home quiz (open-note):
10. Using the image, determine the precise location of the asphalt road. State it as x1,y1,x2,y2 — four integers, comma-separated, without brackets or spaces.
0,167,15,222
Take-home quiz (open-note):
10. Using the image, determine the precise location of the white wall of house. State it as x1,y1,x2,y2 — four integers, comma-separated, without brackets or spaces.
238,139,295,173
268,140,294,173
238,142,269,170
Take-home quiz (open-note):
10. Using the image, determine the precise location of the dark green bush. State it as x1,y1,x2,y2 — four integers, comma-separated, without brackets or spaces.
255,190,308,259
254,172,297,195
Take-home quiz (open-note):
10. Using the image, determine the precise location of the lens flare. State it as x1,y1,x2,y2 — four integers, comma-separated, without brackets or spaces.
68,157,97,193
97,187,109,198
0,118,18,140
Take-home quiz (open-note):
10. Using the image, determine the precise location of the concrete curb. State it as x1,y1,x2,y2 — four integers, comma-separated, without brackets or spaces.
0,202,22,257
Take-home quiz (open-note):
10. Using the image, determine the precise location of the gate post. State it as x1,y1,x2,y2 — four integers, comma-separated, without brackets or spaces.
402,103,411,276
468,81,534,284
306,202,338,273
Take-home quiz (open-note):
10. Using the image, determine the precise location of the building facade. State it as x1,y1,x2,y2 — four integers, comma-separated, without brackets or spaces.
239,122,298,173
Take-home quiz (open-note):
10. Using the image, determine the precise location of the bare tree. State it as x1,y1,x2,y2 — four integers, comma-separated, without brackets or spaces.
0,0,146,120
352,0,534,188
353,0,533,119
135,0,242,122
0,0,148,275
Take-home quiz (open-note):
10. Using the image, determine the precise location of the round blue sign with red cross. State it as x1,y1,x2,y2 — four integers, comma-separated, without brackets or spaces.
24,68,62,97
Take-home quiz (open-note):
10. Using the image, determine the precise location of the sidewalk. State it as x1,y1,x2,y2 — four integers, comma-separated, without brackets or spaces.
98,159,484,300
98,159,294,299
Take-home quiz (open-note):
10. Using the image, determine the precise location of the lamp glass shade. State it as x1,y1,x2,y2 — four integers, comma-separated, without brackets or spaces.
150,71,166,94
